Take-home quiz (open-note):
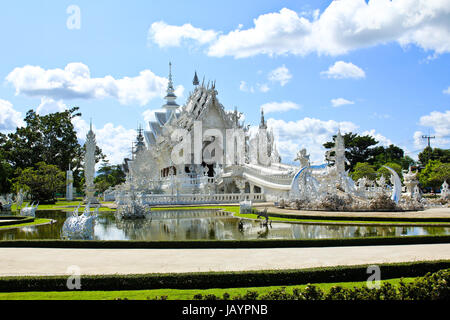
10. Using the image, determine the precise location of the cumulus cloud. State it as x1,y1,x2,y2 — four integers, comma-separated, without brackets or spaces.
148,21,218,47
74,117,136,165
6,62,183,106
414,110,450,148
331,98,355,107
150,1,450,58
267,117,359,164
258,83,270,93
142,108,166,124
0,99,24,132
321,61,365,79
261,101,301,114
36,97,67,115
268,65,292,86
361,129,393,146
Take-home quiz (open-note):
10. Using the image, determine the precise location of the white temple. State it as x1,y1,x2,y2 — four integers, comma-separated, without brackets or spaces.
107,64,425,211
115,64,297,205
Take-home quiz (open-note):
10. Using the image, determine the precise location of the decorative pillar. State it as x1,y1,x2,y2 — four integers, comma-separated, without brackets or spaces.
84,121,99,204
66,165,74,201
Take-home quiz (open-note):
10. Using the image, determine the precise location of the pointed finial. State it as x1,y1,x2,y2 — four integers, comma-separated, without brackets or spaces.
193,71,199,86
90,118,92,131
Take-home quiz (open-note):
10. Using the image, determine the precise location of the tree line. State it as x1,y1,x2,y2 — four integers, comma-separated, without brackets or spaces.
0,107,125,203
323,132,449,192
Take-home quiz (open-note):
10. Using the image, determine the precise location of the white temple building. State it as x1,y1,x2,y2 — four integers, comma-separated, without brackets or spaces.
118,64,298,204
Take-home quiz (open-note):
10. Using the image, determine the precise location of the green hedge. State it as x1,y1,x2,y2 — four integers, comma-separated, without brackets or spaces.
0,216,34,227
0,234,449,249
1,260,449,292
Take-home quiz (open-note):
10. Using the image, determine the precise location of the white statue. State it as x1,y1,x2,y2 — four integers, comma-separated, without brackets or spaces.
20,201,39,217
61,204,99,240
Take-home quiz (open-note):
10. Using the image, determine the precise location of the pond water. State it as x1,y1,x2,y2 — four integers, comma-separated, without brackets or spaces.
1,209,449,241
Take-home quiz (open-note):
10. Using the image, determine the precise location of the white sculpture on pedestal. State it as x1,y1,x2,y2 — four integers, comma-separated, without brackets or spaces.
61,203,99,240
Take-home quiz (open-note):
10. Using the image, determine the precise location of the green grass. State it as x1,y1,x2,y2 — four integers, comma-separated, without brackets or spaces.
11,201,113,213
151,205,450,226
0,277,415,300
0,218,53,229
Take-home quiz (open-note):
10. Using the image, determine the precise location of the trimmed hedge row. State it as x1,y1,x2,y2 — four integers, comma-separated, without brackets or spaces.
0,234,449,248
0,216,34,227
1,260,449,292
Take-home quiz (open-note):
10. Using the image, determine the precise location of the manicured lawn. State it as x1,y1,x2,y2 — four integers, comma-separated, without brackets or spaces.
0,218,53,229
0,277,415,300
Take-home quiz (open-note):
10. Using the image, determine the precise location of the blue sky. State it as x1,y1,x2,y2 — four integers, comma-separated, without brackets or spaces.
0,0,449,165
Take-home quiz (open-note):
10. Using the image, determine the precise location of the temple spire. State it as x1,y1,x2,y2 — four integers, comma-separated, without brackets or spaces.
259,108,267,129
193,71,199,86
163,61,179,116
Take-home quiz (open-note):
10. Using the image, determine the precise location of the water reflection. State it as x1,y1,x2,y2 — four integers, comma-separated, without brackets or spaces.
0,209,449,241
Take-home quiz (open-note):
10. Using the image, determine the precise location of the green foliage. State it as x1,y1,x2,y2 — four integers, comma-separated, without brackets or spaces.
324,132,411,172
0,107,106,194
419,160,450,191
419,147,450,166
350,162,377,181
94,161,126,194
376,162,403,181
191,269,450,300
12,162,65,203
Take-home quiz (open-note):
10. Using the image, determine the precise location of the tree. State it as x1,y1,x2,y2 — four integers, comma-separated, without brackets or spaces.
350,162,377,181
324,132,379,171
418,147,450,166
13,162,65,203
418,160,450,192
94,162,126,194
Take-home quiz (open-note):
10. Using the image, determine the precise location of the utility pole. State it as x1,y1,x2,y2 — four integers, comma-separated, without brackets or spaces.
422,134,435,164
422,134,435,148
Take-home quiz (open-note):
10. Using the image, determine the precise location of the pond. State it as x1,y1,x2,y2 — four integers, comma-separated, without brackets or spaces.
1,209,450,241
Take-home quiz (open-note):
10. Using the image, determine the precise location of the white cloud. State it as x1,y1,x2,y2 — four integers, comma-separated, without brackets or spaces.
331,98,355,107
148,21,218,47
0,99,24,132
267,117,359,164
239,81,254,93
151,2,450,58
6,63,183,106
258,83,270,93
361,129,393,147
321,61,365,79
74,117,136,165
142,108,166,124
414,110,450,148
268,65,292,86
261,101,301,114
443,86,450,94
36,97,67,115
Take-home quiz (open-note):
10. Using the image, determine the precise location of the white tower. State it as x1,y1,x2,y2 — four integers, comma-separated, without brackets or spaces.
84,120,98,204
162,62,179,119
66,164,74,201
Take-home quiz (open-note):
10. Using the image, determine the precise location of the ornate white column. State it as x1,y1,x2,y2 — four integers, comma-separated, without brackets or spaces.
66,165,74,201
84,122,99,204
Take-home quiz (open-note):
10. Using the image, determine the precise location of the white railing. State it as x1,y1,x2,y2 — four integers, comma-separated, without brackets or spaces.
140,192,265,205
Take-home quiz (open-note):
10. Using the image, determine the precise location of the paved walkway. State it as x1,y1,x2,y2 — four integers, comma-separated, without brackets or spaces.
262,207,450,219
1,244,449,276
